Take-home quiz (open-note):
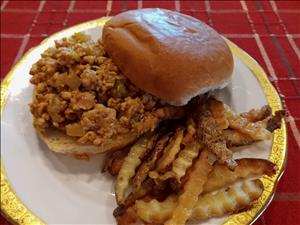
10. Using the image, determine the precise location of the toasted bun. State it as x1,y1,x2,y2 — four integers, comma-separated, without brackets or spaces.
103,8,234,106
37,128,138,155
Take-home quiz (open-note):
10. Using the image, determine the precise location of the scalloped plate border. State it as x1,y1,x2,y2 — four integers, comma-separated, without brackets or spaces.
0,17,287,225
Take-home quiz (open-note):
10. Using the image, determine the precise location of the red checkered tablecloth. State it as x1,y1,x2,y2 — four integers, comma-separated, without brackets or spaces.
1,1,299,224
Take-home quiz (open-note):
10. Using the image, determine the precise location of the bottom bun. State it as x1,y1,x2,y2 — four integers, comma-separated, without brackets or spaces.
37,128,139,155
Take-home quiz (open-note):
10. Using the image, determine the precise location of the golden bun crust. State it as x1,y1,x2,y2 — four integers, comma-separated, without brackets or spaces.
37,128,138,155
103,8,234,106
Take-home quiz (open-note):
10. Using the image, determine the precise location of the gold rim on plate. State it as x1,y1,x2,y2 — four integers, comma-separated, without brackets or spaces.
0,17,287,225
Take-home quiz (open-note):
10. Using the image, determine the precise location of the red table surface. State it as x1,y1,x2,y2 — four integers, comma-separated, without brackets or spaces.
1,0,299,224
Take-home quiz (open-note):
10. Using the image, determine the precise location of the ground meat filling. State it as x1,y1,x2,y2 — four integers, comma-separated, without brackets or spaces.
29,33,183,145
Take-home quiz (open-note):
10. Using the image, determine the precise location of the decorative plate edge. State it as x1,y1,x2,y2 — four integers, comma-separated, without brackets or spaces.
223,40,287,225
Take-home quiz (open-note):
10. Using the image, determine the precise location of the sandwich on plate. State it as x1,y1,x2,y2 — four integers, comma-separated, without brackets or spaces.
29,8,233,155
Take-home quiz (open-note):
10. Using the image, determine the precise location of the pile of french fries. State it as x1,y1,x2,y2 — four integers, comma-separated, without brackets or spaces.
102,97,284,225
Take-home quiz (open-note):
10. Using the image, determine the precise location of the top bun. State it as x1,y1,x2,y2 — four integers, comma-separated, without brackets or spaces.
102,8,233,106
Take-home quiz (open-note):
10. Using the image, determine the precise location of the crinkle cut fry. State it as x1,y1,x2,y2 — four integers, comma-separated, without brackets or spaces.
240,105,272,122
155,128,184,173
171,141,202,181
225,105,272,141
135,195,177,224
115,133,156,205
164,149,216,225
158,158,275,194
209,99,272,126
223,129,254,147
132,133,171,192
207,98,282,146
193,179,264,220
203,158,276,193
148,141,202,183
195,102,234,167
135,179,264,224
223,109,284,147
207,97,229,129
208,99,283,148
121,158,275,222
102,148,129,176
121,179,154,211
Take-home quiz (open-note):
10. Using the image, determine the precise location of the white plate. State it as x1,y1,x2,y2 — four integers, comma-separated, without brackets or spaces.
1,18,287,225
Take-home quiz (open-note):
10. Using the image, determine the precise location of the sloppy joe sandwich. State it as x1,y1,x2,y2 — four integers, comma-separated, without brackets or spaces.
29,8,233,155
